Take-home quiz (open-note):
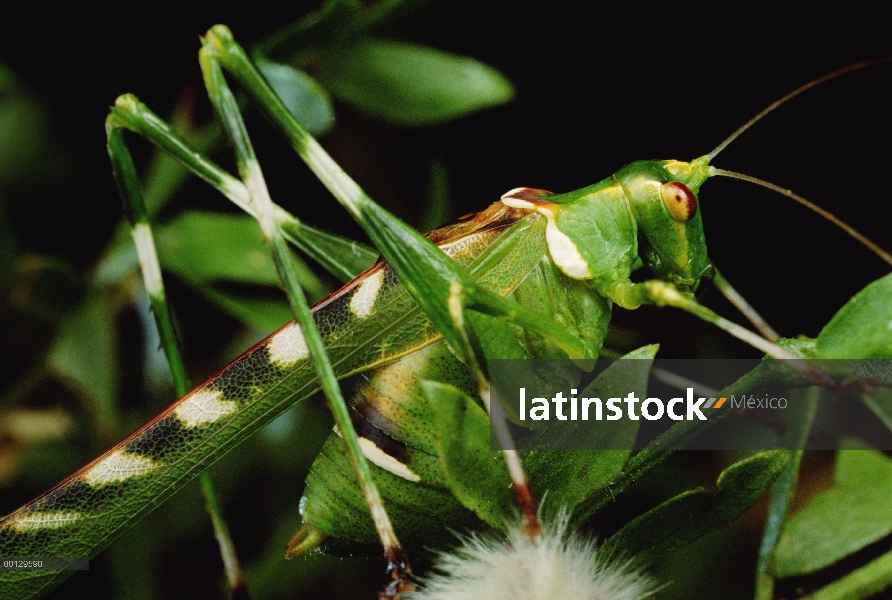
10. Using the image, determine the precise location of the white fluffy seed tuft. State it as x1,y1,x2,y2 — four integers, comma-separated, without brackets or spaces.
410,516,656,600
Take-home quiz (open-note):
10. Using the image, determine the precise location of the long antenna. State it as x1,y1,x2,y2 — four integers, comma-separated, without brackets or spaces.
711,167,892,267
706,57,892,161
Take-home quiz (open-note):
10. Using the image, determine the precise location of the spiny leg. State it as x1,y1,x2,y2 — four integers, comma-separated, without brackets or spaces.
197,28,417,598
105,32,420,600
198,24,621,573
603,278,842,388
107,117,249,598
196,26,591,593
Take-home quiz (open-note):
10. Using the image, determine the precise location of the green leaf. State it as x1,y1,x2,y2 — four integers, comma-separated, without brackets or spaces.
318,38,514,125
156,211,280,285
277,212,378,282
602,450,790,562
198,288,293,332
816,272,892,359
523,346,656,518
771,449,892,578
422,380,514,528
47,294,120,440
257,62,335,135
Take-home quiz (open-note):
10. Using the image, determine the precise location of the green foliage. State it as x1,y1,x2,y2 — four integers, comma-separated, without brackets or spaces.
603,451,790,561
317,38,515,124
771,449,892,579
424,379,514,527
257,62,336,135
816,273,892,359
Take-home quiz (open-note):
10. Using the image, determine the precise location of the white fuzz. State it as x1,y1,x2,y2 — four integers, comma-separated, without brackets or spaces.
410,517,656,600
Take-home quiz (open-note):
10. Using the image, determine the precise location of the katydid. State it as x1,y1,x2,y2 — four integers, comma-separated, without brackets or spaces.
0,25,889,600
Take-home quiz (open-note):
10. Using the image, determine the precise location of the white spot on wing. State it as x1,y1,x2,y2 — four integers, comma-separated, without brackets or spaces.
545,220,591,279
357,437,421,482
268,323,310,368
175,389,237,428
350,270,384,318
83,450,161,486
8,511,81,531
131,223,164,297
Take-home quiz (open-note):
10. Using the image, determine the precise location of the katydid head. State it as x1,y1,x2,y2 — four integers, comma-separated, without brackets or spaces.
500,155,715,295
616,157,713,292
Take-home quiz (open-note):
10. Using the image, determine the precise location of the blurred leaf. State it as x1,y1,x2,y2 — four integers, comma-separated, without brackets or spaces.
771,449,892,578
156,211,280,286
420,159,452,232
318,38,514,125
254,0,362,63
277,212,377,282
0,408,76,486
816,272,892,359
199,287,293,332
0,61,16,91
47,293,119,441
603,450,790,561
257,61,335,135
157,210,325,293
422,379,513,528
0,63,48,188
7,255,84,322
0,408,74,445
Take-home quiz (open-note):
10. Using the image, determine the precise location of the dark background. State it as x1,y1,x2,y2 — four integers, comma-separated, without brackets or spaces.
1,1,891,598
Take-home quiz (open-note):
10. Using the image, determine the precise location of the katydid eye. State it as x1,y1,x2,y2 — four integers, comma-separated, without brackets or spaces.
661,181,697,223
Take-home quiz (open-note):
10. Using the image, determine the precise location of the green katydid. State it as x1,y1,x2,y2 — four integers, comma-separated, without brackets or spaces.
0,22,890,600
